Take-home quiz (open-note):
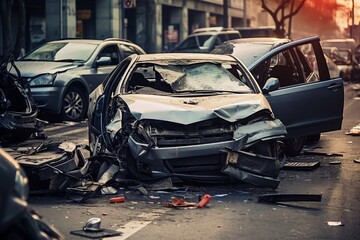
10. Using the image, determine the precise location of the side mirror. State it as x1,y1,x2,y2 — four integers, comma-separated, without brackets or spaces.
262,77,280,94
96,56,112,67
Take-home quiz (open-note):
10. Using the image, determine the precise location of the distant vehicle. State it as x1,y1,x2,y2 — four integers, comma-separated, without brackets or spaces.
13,38,146,121
212,36,344,155
322,46,351,80
170,27,241,53
321,38,358,81
236,27,277,38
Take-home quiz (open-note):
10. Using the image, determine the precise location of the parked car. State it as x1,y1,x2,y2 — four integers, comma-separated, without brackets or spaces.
170,27,241,53
13,38,146,121
0,148,64,239
236,26,276,38
212,36,344,155
0,55,43,142
88,53,288,187
321,38,359,82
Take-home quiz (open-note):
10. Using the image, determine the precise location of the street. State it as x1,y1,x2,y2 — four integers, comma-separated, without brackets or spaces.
16,82,359,240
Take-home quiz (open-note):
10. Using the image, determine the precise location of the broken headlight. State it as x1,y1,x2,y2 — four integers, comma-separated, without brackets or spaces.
29,73,56,86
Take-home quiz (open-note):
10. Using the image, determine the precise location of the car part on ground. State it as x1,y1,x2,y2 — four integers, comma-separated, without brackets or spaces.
88,53,288,188
13,38,146,122
0,55,44,143
212,36,344,156
0,148,64,239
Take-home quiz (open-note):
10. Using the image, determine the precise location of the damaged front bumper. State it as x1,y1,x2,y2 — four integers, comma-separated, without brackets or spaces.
127,119,286,187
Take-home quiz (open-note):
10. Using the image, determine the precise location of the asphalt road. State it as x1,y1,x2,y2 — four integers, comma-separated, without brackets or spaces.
22,82,360,239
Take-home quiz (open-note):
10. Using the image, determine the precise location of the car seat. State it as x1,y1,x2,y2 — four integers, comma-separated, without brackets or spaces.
128,72,149,90
269,65,297,87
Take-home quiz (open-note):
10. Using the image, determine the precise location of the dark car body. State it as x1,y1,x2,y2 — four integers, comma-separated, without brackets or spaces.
14,38,146,121
0,55,42,142
88,53,288,188
212,36,344,155
0,148,64,239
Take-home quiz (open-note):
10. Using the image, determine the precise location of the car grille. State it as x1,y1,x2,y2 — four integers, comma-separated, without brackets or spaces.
136,118,239,147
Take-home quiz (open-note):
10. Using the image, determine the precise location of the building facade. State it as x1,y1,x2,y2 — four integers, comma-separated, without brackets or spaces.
1,0,260,55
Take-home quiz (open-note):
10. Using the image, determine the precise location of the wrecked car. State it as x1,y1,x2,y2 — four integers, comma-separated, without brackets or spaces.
212,36,344,155
0,55,43,142
88,53,287,188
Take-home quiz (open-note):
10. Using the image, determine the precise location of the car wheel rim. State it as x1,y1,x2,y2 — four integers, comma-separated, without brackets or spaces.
64,91,83,120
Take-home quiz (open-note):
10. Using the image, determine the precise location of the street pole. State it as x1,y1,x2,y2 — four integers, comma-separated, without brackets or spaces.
351,0,354,38
223,0,228,28
243,0,247,27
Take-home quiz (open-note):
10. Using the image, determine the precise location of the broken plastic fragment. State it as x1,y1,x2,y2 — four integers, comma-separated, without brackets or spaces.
327,221,344,226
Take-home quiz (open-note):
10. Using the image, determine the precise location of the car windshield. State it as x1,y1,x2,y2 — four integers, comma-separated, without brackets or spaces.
126,62,254,95
177,35,216,50
21,42,98,62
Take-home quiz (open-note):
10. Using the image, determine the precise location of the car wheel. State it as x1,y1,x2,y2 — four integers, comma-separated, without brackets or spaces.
306,133,321,142
61,86,88,122
284,137,305,156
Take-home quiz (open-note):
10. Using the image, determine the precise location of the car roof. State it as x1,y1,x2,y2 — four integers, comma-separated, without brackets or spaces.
47,38,136,45
136,53,237,62
228,37,290,45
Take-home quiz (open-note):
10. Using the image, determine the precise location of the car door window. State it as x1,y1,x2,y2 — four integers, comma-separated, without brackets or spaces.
268,49,303,88
97,45,119,65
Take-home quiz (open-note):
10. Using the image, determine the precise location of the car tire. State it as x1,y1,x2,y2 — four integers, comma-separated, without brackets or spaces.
284,137,305,156
61,86,88,122
306,133,321,142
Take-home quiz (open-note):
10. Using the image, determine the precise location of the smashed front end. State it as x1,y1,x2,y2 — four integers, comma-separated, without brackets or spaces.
99,94,287,188
0,55,43,142
90,58,287,188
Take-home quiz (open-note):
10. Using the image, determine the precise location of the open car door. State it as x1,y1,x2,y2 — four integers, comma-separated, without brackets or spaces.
249,36,344,139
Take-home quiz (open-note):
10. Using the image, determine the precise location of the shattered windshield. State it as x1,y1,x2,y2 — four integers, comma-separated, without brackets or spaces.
21,42,98,62
125,62,255,95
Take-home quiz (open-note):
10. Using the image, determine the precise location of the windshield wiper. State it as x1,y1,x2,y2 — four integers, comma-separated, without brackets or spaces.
174,89,248,94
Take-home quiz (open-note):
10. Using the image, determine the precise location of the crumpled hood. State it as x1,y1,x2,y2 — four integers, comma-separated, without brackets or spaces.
12,61,79,77
121,94,273,125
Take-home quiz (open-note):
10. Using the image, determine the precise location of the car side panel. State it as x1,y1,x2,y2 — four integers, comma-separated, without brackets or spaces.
264,77,344,138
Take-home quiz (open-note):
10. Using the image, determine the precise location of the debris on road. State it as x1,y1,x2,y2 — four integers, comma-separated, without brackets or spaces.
327,221,344,227
197,194,211,208
109,196,126,203
70,217,121,238
162,196,197,208
302,151,343,157
345,124,360,136
257,193,322,203
283,161,320,170
329,160,342,165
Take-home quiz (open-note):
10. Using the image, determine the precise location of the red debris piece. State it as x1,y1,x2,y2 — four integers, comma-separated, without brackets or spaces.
161,197,197,208
109,196,125,203
197,194,211,208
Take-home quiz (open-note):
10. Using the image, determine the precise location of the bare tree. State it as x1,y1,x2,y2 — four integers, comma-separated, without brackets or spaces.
0,0,26,57
260,0,306,38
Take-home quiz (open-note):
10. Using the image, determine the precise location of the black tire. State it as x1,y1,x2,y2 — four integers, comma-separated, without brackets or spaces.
284,137,305,156
306,133,321,142
61,86,88,122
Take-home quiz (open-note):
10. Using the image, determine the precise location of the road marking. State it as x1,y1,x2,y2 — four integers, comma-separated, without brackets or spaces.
105,210,168,240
